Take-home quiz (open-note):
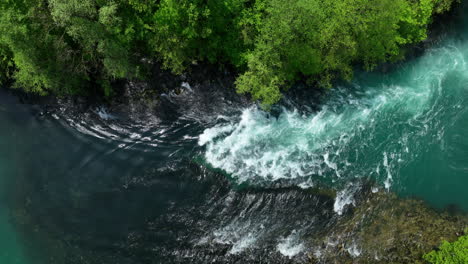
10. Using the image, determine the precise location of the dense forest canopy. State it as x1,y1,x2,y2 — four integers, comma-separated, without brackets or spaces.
0,0,458,105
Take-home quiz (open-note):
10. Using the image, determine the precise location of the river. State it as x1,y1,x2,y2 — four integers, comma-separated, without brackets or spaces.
1,3,468,264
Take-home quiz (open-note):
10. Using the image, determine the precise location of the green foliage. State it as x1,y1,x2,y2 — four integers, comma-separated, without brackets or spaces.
48,0,137,80
236,0,458,106
423,231,468,264
0,0,147,95
0,0,458,101
0,0,75,94
0,44,14,85
149,0,249,73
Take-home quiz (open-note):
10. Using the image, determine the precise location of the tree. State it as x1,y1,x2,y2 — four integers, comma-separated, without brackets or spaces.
236,0,458,107
424,232,468,264
149,0,249,73
0,0,458,102
0,0,147,96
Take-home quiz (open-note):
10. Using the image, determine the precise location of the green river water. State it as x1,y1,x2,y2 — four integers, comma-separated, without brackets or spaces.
0,124,27,264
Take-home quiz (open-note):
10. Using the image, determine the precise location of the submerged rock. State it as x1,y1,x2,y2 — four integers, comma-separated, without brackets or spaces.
309,191,467,264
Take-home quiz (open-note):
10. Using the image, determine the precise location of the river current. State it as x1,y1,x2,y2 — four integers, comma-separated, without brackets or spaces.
1,4,468,264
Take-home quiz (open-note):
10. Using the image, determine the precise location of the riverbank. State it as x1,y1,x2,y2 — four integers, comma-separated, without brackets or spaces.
309,190,467,264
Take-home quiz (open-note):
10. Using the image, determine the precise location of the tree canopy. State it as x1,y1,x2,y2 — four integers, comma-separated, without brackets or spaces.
236,0,458,106
0,0,458,103
424,232,468,264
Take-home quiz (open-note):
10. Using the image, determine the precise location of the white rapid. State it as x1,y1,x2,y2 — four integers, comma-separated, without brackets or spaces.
199,41,468,192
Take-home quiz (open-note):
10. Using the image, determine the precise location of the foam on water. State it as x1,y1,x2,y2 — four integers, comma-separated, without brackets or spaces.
333,183,357,215
346,242,362,257
205,221,264,255
276,230,305,258
96,107,116,120
199,39,468,196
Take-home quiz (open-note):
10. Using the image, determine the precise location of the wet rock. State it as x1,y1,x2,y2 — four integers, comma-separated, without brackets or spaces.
308,192,467,264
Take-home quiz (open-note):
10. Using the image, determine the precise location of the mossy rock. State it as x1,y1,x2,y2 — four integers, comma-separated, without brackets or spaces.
309,192,467,264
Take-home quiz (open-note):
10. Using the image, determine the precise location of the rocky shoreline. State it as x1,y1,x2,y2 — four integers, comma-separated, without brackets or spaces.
309,190,467,264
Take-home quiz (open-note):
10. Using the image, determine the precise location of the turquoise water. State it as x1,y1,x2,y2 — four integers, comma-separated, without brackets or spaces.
0,211,27,264
0,114,28,264
200,23,468,210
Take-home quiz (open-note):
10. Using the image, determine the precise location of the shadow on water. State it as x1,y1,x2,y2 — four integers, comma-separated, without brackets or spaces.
1,87,342,264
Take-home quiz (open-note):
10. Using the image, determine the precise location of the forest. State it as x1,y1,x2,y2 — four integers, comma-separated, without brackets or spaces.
0,0,458,105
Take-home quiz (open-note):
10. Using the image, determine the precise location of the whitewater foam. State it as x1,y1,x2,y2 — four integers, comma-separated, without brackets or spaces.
198,35,468,205
346,242,362,257
333,184,357,215
276,231,305,258
205,221,264,255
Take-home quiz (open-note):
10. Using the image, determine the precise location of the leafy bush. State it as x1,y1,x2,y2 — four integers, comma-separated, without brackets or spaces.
0,0,146,95
150,0,249,73
423,232,468,264
0,0,459,102
236,0,458,106
0,44,13,85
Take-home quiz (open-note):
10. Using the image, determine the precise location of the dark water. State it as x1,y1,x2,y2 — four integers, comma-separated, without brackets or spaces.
0,87,339,263
1,4,468,264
